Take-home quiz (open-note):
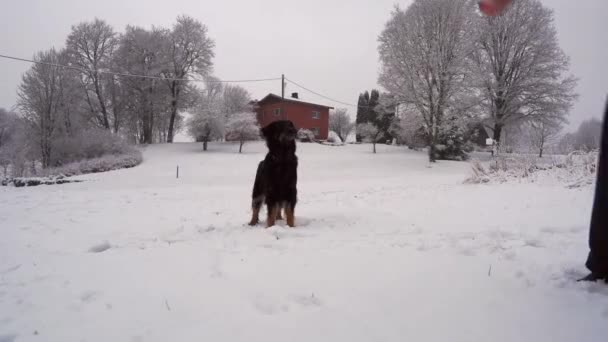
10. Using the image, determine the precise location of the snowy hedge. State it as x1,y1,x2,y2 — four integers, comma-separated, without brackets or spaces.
39,149,143,178
464,151,598,187
1,176,83,188
1,149,143,187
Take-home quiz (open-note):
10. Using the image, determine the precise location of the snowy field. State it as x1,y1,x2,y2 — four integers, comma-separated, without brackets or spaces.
1,142,607,342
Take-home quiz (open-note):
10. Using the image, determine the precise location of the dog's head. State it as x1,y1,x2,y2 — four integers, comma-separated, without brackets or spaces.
261,120,298,147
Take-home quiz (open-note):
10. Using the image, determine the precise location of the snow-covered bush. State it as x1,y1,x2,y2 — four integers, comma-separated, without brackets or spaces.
327,131,343,144
224,112,260,153
39,149,143,177
434,119,471,161
297,129,315,142
2,176,83,188
329,108,354,142
51,129,134,166
464,151,598,187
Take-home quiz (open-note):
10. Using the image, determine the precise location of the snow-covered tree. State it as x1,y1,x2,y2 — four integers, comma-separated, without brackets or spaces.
225,112,260,153
114,26,171,144
187,78,225,151
378,0,478,162
472,0,577,148
527,119,562,158
357,123,384,153
17,49,69,168
65,19,118,131
389,104,426,147
329,108,354,142
164,15,215,143
222,85,252,121
0,108,16,149
558,118,603,153
355,90,380,142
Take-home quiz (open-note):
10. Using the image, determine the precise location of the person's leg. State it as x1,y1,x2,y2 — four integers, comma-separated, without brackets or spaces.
581,100,608,282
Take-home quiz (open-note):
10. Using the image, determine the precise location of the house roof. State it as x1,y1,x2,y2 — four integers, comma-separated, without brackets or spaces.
255,93,334,110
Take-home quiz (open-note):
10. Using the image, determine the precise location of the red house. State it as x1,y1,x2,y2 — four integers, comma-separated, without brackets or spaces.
253,93,333,140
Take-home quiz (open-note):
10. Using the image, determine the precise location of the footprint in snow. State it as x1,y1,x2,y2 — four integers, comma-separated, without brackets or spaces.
252,295,288,315
289,294,322,308
0,265,21,275
80,291,101,303
523,238,544,248
0,334,17,342
88,241,112,253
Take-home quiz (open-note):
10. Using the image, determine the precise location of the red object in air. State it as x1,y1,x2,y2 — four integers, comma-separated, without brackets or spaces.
479,0,512,16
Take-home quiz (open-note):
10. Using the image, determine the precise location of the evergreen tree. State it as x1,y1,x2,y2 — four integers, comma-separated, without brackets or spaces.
355,91,370,142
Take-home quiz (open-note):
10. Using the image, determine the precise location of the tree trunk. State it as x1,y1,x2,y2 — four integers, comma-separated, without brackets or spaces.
373,142,377,154
111,76,120,133
429,143,437,163
167,82,180,143
93,74,110,130
493,122,503,151
203,139,208,151
41,139,51,169
539,147,544,158
239,140,244,153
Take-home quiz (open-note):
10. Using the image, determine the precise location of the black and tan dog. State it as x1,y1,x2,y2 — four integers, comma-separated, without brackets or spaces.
249,120,298,228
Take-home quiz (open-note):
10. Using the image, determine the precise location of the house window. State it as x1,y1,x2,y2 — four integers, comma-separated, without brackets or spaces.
274,108,282,117
312,111,321,119
311,128,320,136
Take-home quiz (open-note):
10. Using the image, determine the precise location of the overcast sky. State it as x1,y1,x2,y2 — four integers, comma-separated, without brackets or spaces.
0,0,606,130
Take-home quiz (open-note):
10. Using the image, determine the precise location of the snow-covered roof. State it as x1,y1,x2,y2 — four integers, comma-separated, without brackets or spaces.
255,93,334,109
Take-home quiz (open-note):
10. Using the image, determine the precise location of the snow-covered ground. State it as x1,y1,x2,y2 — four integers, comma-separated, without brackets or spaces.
1,142,606,342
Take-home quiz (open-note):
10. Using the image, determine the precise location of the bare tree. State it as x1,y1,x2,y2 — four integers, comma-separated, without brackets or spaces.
222,85,252,119
17,49,70,168
575,118,603,152
378,0,478,162
527,119,562,158
329,108,355,142
164,15,215,143
390,104,426,147
115,26,171,144
473,0,577,148
0,108,16,149
357,123,384,153
225,112,260,153
65,19,118,131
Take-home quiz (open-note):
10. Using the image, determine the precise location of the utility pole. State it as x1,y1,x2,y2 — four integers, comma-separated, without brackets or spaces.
281,74,285,99
281,74,286,120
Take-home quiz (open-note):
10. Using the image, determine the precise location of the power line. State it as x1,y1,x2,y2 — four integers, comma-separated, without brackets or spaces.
285,77,361,108
0,54,282,84
2,53,377,109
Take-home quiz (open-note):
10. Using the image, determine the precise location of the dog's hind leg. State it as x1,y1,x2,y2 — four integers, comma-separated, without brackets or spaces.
249,196,264,226
266,203,280,228
285,189,297,228
276,204,284,220
285,205,295,228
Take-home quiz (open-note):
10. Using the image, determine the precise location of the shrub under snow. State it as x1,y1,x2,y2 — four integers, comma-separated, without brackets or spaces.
51,129,134,166
464,151,598,187
297,129,316,143
40,149,143,178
